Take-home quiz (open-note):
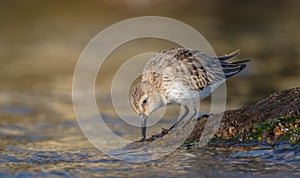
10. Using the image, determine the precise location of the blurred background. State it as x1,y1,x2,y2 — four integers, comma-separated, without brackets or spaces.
0,0,300,176
1,0,299,104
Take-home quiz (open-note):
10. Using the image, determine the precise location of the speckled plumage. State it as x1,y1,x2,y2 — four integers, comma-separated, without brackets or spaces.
129,48,249,139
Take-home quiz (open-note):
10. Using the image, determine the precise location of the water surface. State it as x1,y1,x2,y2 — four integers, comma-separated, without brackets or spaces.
1,1,300,177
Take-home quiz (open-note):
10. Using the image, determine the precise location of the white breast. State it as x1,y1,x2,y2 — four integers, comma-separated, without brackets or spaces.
165,82,200,105
165,79,225,106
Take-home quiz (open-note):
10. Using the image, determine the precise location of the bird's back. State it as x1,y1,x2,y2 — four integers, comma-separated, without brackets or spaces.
141,48,248,104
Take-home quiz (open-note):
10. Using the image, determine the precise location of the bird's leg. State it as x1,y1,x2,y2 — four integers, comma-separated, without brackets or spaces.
196,113,211,120
153,105,196,139
175,105,197,129
167,105,189,131
151,107,189,139
161,105,189,134
162,105,197,133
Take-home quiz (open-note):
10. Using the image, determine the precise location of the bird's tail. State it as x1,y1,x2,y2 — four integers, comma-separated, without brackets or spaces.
218,50,250,79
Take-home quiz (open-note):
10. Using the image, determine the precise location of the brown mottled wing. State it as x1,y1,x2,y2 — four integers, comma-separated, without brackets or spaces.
169,48,224,91
142,48,225,91
169,49,209,90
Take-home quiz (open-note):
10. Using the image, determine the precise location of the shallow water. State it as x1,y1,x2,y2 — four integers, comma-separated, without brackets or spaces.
2,136,300,177
1,91,300,177
1,0,300,177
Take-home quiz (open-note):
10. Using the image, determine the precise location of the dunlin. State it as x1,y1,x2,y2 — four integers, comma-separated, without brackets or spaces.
129,48,249,140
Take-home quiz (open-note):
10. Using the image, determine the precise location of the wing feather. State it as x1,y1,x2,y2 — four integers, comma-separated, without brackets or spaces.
142,48,248,92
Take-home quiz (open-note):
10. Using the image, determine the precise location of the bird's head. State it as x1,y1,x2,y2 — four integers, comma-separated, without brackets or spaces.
129,82,164,116
129,81,163,139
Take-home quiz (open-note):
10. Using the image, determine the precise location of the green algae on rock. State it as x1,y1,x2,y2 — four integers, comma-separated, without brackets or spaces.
124,87,300,150
228,115,300,144
188,87,300,146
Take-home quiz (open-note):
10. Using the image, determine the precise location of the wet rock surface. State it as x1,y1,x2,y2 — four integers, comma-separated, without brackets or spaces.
191,87,300,145
125,87,300,149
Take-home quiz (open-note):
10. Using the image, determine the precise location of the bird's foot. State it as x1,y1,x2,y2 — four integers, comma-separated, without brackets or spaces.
150,134,162,140
138,137,155,142
149,128,171,140
196,113,211,120
138,137,146,142
162,128,171,135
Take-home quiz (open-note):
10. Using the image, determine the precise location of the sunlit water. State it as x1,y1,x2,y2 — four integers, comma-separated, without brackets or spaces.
0,91,299,177
1,1,300,177
1,134,300,177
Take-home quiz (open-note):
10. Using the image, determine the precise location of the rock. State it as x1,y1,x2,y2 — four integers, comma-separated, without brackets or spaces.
189,87,300,145
124,87,300,149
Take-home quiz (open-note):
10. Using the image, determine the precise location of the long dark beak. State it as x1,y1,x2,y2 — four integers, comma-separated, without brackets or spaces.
141,114,147,140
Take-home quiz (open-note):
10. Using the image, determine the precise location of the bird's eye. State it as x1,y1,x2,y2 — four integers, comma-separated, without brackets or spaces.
142,99,147,105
